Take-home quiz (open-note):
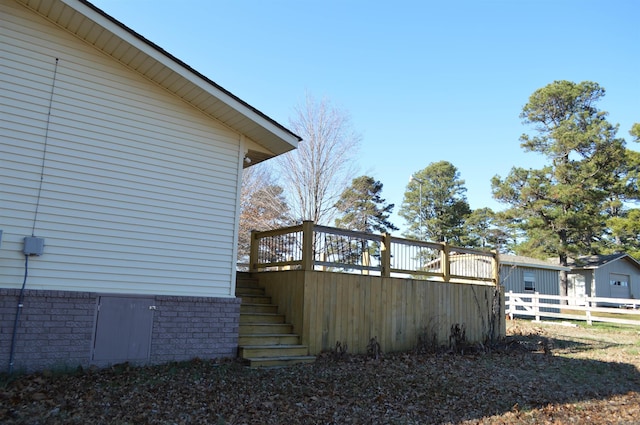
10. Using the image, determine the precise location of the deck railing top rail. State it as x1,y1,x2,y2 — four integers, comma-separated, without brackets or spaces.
249,221,498,285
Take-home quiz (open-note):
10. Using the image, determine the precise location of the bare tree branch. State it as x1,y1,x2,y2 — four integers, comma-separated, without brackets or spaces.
276,94,361,224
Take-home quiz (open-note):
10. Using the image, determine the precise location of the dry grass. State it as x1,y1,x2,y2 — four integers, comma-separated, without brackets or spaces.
1,319,639,424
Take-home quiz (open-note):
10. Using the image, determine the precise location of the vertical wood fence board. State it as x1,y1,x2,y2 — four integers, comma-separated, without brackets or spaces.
371,277,383,343
380,278,389,350
435,282,446,344
254,271,504,355
392,279,400,347
353,276,362,351
326,275,337,351
302,271,313,352
343,276,349,347
399,281,409,347
302,272,313,350
360,277,369,349
406,281,416,348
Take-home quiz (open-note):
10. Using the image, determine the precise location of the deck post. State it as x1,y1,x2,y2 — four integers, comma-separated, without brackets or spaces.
249,229,259,272
441,242,450,282
301,220,315,271
492,251,500,286
381,233,391,278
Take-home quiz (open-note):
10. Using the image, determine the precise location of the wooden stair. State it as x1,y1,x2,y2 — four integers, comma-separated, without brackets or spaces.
235,273,315,368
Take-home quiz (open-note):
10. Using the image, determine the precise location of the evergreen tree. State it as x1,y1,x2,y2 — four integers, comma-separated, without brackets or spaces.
603,123,640,258
400,161,471,243
334,176,398,234
463,207,510,251
607,209,640,259
491,81,633,296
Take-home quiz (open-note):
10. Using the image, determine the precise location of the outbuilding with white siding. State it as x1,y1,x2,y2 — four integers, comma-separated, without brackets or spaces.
1,0,299,372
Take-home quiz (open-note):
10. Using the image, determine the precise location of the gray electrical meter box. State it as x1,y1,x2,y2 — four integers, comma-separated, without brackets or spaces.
23,236,45,256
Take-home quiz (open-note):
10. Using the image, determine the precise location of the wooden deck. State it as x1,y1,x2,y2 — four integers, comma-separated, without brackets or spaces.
247,270,505,356
241,222,504,358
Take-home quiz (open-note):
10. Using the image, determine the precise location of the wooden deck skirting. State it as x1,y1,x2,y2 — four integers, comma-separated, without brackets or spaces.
250,270,505,355
246,223,504,355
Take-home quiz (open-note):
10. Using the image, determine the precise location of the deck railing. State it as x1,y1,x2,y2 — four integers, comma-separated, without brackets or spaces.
249,221,498,285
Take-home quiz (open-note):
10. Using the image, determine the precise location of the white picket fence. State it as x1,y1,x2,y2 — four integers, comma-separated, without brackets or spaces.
506,291,640,326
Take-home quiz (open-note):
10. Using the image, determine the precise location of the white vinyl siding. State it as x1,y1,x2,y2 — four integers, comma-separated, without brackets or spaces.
1,0,242,297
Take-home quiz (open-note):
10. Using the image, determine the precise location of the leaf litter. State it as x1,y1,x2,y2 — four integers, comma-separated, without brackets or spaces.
1,319,639,424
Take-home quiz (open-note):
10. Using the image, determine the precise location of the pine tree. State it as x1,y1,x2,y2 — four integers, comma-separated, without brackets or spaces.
491,81,634,296
400,161,471,243
334,176,398,234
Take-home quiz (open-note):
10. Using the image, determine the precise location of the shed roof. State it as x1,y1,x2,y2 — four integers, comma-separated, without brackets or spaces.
500,254,571,272
567,253,640,270
17,0,301,165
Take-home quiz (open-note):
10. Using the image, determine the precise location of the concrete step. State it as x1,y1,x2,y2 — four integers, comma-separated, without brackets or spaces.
238,344,309,358
238,333,300,346
244,355,316,368
240,303,279,314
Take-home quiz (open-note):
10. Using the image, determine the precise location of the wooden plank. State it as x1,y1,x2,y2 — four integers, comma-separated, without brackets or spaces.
271,271,505,355
381,277,390,351
301,272,314,351
351,275,360,351
371,277,382,346
324,273,336,352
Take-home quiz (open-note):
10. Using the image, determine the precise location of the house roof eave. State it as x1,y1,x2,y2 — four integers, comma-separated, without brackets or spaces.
570,253,640,271
500,261,571,272
499,255,571,272
19,0,301,159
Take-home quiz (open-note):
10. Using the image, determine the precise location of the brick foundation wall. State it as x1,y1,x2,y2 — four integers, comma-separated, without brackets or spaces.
0,289,240,373
150,296,240,363
0,289,96,373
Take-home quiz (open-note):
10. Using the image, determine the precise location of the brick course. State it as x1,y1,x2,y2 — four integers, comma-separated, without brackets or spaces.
0,289,240,373
0,289,96,373
150,296,240,364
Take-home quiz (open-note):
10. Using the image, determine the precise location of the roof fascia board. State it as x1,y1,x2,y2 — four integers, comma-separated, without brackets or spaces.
607,254,640,271
500,260,570,272
571,254,640,271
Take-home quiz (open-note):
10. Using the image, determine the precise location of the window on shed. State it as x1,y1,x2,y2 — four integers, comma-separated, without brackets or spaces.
524,271,535,291
610,274,629,287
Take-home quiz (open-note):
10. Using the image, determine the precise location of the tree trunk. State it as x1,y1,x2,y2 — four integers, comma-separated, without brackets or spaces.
559,252,569,305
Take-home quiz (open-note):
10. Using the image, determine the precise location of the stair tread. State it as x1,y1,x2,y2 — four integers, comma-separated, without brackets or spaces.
236,273,315,368
239,323,291,326
241,333,300,337
239,344,307,349
244,355,316,361
244,356,316,368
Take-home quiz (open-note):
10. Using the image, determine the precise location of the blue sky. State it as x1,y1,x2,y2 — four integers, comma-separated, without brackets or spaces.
92,0,639,230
